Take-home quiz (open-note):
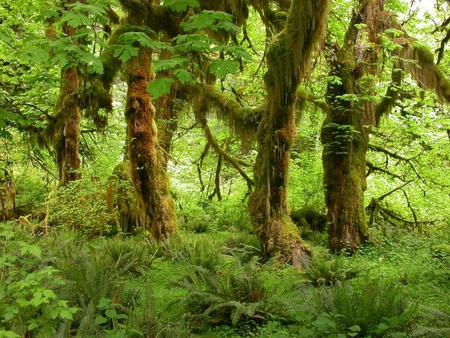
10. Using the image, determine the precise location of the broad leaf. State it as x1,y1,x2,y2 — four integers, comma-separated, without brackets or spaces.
153,57,189,72
111,45,139,63
210,59,240,79
173,69,195,84
163,0,199,12
181,11,237,33
147,78,174,99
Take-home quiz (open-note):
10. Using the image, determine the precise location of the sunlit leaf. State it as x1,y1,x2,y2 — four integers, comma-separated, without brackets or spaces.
210,59,240,79
163,0,199,12
147,78,174,99
173,69,195,84
153,57,189,72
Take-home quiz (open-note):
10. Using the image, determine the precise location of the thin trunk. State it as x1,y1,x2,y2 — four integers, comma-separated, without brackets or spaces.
54,0,83,186
248,0,328,263
155,82,183,170
56,67,81,185
125,48,177,240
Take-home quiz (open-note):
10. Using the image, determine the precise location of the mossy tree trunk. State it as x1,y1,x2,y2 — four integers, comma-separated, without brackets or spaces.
55,67,81,185
124,48,177,240
321,0,385,253
54,0,83,185
248,0,328,262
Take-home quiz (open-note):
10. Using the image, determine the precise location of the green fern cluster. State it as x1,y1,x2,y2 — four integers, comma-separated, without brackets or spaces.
315,278,417,336
162,235,224,271
173,258,269,329
303,252,358,286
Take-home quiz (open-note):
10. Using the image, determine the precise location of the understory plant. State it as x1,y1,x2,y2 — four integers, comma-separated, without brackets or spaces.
0,223,78,337
261,277,417,337
173,257,271,331
303,251,358,286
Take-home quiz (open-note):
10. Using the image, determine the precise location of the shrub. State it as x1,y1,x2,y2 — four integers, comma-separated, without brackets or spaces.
223,232,261,263
48,178,116,236
0,223,78,337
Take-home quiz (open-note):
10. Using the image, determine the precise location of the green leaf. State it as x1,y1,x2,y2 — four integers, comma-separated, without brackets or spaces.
153,57,189,72
147,78,174,100
94,315,108,325
59,309,74,320
374,322,390,334
97,297,111,309
18,242,42,259
105,309,117,319
164,0,199,12
42,289,57,299
0,330,21,338
297,327,315,337
0,27,14,45
173,34,217,53
54,54,69,68
181,11,238,33
117,32,167,49
210,59,240,79
111,45,139,63
68,1,108,17
211,45,252,60
349,325,361,332
61,12,93,27
173,69,195,84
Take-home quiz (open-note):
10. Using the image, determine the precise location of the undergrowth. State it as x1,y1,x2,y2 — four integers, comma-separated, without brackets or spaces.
1,219,449,337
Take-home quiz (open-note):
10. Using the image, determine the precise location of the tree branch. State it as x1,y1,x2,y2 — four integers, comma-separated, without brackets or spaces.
200,119,254,192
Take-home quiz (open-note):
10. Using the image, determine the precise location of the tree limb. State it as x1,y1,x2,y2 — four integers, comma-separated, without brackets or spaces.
200,119,254,191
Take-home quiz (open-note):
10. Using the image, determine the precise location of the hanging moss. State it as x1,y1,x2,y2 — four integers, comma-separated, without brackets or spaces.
203,84,262,143
80,80,113,128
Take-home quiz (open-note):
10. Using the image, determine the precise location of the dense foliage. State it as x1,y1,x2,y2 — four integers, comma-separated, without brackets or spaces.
1,0,450,336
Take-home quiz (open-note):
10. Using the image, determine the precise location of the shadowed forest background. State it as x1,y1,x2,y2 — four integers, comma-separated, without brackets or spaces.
1,0,450,336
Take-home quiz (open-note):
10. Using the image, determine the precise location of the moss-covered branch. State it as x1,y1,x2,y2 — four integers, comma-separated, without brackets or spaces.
203,84,263,142
200,119,254,191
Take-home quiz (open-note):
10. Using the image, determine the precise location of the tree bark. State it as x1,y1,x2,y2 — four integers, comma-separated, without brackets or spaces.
248,0,328,262
321,0,386,253
124,48,177,240
54,0,83,185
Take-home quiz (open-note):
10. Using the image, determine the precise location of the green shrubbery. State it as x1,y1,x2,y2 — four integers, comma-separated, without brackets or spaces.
0,223,78,337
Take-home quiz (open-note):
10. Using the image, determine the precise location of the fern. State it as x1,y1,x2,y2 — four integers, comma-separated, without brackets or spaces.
409,325,450,338
303,253,358,286
173,258,270,327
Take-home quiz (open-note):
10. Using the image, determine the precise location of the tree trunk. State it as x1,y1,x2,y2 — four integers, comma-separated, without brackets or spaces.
248,0,328,262
321,92,370,253
54,1,83,185
321,0,385,253
56,67,81,185
124,48,177,240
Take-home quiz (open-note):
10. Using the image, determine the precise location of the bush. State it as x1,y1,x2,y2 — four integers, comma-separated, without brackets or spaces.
0,223,78,337
48,178,116,236
316,278,417,337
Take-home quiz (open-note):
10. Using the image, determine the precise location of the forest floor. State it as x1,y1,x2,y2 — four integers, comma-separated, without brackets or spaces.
1,219,450,337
